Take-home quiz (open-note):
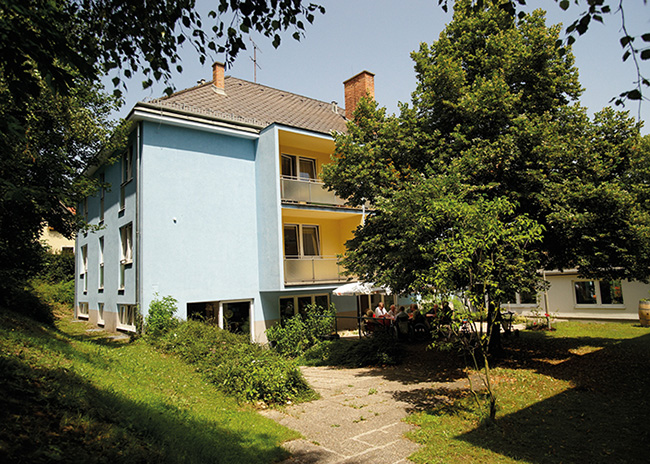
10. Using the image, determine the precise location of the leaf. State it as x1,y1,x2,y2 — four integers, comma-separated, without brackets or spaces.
641,49,650,60
559,0,569,11
627,89,642,100
643,34,650,42
622,50,631,62
620,36,634,47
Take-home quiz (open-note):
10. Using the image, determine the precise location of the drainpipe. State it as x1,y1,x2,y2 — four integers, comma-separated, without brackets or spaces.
136,123,142,320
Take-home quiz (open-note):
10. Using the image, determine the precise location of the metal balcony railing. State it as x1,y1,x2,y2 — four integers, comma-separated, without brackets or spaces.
284,255,351,285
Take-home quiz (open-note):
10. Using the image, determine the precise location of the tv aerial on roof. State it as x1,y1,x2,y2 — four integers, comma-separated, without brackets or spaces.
250,38,262,83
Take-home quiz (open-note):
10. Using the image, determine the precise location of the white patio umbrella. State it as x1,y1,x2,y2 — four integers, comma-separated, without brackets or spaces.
332,281,391,296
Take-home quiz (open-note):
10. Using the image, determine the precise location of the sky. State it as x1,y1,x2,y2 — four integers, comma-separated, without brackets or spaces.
111,0,650,133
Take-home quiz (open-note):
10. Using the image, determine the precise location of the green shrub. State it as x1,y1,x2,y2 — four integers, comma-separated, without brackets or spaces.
30,278,75,306
159,320,313,405
266,303,336,357
144,294,179,340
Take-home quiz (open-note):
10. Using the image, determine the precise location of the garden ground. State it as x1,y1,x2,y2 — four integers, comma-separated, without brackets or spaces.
267,322,650,464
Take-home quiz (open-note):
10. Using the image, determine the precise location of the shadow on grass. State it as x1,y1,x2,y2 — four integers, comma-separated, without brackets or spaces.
457,331,650,464
0,309,292,464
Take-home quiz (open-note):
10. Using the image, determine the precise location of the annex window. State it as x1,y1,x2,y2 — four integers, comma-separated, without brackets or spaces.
279,294,330,321
281,154,317,181
78,302,89,318
117,304,137,331
80,245,88,293
98,237,104,290
574,280,624,306
283,224,320,258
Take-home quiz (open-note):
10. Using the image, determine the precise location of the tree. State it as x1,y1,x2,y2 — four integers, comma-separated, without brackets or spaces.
0,77,122,303
0,0,325,104
436,0,650,106
323,0,650,329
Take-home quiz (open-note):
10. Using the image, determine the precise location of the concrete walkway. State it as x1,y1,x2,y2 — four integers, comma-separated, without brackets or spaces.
261,345,471,464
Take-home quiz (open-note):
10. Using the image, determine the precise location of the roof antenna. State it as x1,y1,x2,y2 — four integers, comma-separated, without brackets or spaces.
249,38,262,83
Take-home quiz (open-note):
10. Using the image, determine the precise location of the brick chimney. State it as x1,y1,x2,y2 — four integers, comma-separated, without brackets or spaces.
212,61,225,91
344,70,375,118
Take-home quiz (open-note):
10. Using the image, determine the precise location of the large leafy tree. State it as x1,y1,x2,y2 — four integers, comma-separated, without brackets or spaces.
0,78,122,301
323,0,650,321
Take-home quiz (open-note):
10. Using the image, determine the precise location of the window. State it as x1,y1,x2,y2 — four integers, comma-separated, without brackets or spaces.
119,224,133,290
78,302,89,318
281,154,317,181
120,184,126,211
98,237,104,290
99,173,105,223
279,294,330,321
97,303,105,325
122,146,133,183
600,280,624,304
118,304,137,331
120,224,133,264
284,224,320,258
82,197,88,223
502,288,537,306
574,280,624,306
80,245,88,293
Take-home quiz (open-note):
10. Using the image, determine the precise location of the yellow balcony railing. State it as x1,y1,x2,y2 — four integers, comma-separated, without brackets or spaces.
284,256,351,285
280,176,347,206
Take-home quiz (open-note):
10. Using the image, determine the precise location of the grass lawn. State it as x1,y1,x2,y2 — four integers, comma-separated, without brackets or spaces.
406,321,650,464
0,305,299,463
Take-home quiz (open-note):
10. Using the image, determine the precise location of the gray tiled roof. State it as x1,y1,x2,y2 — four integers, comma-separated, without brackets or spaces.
145,76,348,135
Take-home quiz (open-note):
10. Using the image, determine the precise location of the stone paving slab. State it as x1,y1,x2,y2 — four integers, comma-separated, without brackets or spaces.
261,364,463,464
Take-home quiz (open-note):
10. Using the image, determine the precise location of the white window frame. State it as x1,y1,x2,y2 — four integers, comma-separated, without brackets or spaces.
281,154,318,182
78,302,89,319
82,197,88,223
283,223,321,258
80,245,88,293
216,299,254,342
117,304,137,331
97,302,105,326
122,146,133,184
120,223,133,265
98,237,104,290
279,294,330,320
573,279,625,307
99,173,105,224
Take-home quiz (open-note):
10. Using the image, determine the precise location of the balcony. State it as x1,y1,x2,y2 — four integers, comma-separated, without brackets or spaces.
284,256,351,285
280,176,347,207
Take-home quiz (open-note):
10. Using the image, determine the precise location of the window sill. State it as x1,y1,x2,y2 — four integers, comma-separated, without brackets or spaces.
120,259,133,265
116,324,136,333
78,314,89,319
573,305,626,310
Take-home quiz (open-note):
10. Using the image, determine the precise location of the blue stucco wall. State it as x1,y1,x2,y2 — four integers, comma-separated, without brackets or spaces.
256,126,283,293
139,121,261,319
75,132,138,327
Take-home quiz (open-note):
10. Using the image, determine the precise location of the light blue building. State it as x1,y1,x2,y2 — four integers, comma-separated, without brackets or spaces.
75,64,405,341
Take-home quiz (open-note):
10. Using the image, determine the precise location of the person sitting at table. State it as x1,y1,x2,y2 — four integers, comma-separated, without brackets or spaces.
374,301,387,317
388,304,397,318
408,303,419,319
